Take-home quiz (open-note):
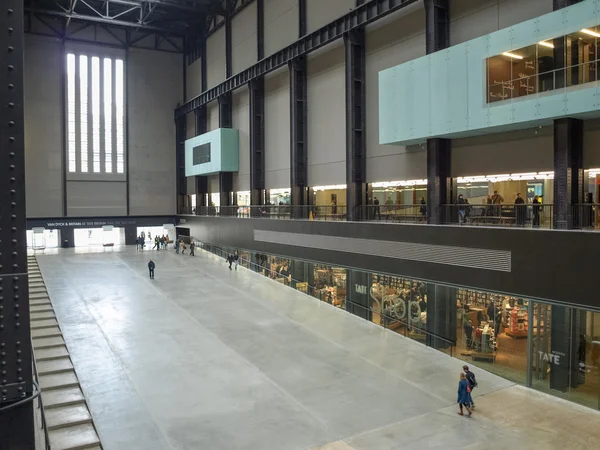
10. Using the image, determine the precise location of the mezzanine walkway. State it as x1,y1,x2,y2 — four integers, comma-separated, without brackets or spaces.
35,246,600,450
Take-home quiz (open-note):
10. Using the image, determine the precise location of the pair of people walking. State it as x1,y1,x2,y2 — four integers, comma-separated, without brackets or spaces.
226,251,239,270
457,365,477,416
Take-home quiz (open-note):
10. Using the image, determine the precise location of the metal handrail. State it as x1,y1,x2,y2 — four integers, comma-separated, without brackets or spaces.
31,341,51,450
179,237,456,352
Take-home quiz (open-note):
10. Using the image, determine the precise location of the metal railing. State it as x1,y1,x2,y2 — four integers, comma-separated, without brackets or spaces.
180,237,456,356
358,204,427,223
179,202,600,232
31,342,51,450
439,203,554,229
180,205,348,220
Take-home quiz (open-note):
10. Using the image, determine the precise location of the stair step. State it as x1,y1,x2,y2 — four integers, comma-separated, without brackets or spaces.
48,422,100,450
46,404,93,430
32,327,62,339
32,318,59,329
40,371,79,391
30,301,52,308
30,292,50,300
36,346,69,361
43,386,86,409
33,336,65,349
31,311,56,321
31,305,54,313
30,288,48,295
37,357,73,376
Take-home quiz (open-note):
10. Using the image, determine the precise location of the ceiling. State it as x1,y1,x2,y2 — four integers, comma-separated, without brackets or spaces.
24,0,227,36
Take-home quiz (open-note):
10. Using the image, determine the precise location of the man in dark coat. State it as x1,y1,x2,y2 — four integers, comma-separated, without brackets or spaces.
148,260,155,279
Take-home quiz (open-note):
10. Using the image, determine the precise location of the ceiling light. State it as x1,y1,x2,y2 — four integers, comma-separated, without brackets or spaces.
538,41,554,48
581,28,600,38
502,52,523,60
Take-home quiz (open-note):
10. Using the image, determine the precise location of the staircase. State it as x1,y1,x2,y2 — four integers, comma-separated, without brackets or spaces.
28,255,103,450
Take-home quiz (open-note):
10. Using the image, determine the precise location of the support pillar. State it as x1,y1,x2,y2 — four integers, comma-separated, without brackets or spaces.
346,270,371,321
425,0,450,224
345,29,367,221
0,1,35,447
124,225,138,245
289,56,308,218
426,139,452,224
219,172,233,213
194,107,208,214
426,285,457,350
553,118,583,229
175,115,187,214
250,78,265,210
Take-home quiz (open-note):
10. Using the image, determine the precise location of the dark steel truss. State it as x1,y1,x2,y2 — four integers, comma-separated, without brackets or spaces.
176,0,419,118
25,0,224,42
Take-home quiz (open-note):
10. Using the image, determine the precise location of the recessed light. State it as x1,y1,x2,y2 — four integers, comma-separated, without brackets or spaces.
538,41,554,48
581,28,600,38
502,51,523,60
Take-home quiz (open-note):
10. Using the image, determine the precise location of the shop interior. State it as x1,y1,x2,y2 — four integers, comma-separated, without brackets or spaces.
313,264,346,307
136,226,175,244
26,228,60,249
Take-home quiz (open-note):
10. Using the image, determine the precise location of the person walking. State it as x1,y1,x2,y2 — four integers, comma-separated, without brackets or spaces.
181,241,186,255
136,236,140,251
457,194,467,225
457,372,473,416
463,365,478,408
514,193,526,226
175,240,180,254
227,253,234,270
234,251,239,269
148,259,155,279
532,195,541,228
190,241,195,256
373,197,381,220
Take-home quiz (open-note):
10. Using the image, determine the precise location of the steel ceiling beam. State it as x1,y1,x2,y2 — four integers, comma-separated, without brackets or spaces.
176,0,420,117
25,7,185,33
106,0,215,14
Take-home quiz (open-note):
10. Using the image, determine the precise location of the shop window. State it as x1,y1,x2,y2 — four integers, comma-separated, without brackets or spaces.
314,265,346,308
487,26,600,103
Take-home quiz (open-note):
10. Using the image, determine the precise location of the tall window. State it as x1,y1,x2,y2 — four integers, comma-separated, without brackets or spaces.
66,53,125,174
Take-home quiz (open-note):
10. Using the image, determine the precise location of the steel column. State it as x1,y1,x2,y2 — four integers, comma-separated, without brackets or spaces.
553,0,582,9
424,0,449,54
425,0,450,224
345,29,367,222
553,118,583,229
194,107,208,213
219,172,234,212
249,78,265,208
0,1,35,448
299,0,307,37
225,0,233,79
426,138,452,224
175,115,187,213
289,56,308,218
257,0,264,60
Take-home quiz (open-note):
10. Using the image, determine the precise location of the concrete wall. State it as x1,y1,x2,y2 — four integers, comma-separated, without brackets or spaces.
233,90,251,192
24,35,63,218
207,27,226,89
450,0,553,46
208,102,220,130
365,7,427,182
306,0,355,34
128,48,182,216
232,2,258,74
264,0,298,56
307,44,346,186
265,70,290,189
24,36,181,218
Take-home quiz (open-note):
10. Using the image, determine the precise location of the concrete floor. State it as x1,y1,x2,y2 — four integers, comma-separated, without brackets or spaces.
35,247,600,450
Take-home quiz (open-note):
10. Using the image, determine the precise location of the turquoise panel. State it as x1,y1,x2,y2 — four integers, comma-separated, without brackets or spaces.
379,0,600,145
184,128,239,176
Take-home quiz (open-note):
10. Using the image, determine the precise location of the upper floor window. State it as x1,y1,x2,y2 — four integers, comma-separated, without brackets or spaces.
487,27,599,103
66,53,125,174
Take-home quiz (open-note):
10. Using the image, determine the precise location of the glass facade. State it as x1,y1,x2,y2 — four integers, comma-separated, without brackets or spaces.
193,241,600,411
488,26,600,103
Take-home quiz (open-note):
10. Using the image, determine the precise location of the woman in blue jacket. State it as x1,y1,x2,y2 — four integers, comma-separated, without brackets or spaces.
457,372,473,416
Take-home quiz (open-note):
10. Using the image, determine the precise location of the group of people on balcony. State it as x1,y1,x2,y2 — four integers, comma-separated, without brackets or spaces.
457,191,542,227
